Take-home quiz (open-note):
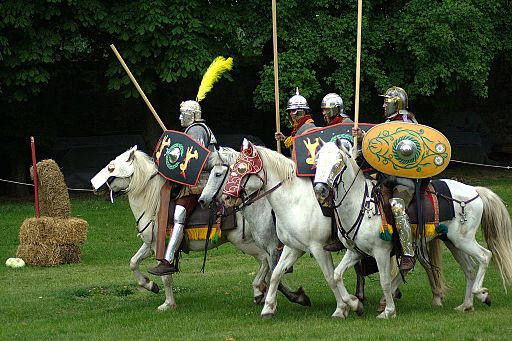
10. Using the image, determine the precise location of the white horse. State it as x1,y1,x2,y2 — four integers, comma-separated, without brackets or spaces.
198,147,311,306
313,140,512,318
220,140,358,319
91,146,308,311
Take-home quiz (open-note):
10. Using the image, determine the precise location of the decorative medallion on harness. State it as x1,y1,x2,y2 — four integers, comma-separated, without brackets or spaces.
362,122,451,178
293,123,375,176
153,130,210,186
223,143,263,197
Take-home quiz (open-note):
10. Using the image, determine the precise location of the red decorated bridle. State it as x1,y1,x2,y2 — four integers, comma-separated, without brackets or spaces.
223,143,266,201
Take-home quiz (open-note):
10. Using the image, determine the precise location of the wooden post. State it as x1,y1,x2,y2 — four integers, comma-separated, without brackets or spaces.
110,44,167,131
353,0,363,158
272,0,281,153
30,136,40,218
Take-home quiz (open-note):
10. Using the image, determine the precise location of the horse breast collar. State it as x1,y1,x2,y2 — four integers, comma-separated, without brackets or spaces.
223,144,264,197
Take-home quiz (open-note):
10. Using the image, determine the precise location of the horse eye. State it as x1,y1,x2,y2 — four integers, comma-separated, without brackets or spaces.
108,163,115,172
215,172,222,177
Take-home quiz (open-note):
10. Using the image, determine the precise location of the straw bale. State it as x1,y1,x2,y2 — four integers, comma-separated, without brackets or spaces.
16,244,81,266
19,217,88,245
36,159,70,218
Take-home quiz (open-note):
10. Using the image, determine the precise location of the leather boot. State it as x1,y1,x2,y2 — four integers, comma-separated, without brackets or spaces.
399,255,416,274
148,260,178,276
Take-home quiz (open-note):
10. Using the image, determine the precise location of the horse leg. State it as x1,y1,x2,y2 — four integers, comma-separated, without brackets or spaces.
253,254,270,305
261,246,304,319
373,248,396,319
443,239,480,312
130,243,160,294
416,240,445,307
330,249,363,318
158,274,176,311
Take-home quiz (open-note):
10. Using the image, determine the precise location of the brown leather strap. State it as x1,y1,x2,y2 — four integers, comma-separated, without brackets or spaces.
156,181,173,260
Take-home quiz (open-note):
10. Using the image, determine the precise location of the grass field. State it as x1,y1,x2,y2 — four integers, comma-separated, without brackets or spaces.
1,166,512,340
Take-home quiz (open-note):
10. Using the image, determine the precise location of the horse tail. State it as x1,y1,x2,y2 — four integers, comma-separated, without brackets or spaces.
428,238,447,297
475,186,512,287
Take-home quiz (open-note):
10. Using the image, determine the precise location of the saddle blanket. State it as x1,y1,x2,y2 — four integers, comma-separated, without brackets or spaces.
166,205,236,242
379,180,455,241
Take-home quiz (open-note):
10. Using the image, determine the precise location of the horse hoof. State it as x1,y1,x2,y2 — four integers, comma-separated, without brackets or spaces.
150,283,160,294
261,313,274,320
296,287,312,307
157,303,176,311
355,301,364,316
484,295,491,306
254,294,265,305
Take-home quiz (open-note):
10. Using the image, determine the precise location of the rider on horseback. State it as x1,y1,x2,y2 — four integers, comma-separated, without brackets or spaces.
148,57,231,276
353,86,417,274
320,92,354,252
274,88,317,153
148,100,218,276
321,93,353,126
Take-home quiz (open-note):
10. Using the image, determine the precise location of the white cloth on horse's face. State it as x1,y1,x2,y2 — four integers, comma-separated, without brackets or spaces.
91,146,137,190
314,143,342,187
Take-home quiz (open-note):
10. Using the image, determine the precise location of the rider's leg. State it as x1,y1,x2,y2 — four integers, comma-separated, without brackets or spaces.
390,196,415,273
148,205,187,276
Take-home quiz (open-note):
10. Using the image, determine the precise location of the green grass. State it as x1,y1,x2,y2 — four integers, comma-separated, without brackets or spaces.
1,169,512,340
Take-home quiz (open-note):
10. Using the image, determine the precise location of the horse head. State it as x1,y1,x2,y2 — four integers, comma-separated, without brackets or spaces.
91,146,138,197
198,147,237,208
313,138,352,203
221,139,265,208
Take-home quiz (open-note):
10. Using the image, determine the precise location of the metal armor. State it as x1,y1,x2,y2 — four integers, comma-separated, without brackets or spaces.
180,100,202,127
321,93,347,120
382,86,409,119
286,88,310,125
163,205,187,263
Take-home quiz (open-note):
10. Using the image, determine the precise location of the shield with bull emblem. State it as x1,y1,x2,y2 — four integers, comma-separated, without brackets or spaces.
153,130,210,186
362,122,451,179
293,123,375,176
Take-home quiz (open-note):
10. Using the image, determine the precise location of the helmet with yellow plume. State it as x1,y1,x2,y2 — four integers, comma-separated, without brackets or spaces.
179,56,233,128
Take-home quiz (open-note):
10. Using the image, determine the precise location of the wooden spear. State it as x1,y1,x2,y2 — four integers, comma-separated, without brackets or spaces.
271,0,282,153
110,44,167,131
353,0,363,158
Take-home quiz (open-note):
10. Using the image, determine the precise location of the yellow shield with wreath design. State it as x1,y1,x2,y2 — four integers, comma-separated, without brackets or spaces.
362,122,451,178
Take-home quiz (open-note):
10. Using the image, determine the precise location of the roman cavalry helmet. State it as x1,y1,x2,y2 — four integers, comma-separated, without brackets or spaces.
321,93,344,118
179,100,202,127
382,86,408,117
286,88,310,111
179,56,233,128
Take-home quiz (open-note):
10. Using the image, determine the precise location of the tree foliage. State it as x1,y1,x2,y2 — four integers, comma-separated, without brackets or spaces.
1,0,510,125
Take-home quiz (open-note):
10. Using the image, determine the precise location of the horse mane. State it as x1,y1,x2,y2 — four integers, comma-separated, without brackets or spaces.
128,151,164,219
254,145,296,182
209,147,240,166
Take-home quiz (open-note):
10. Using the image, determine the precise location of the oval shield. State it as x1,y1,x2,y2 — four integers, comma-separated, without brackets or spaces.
362,122,451,178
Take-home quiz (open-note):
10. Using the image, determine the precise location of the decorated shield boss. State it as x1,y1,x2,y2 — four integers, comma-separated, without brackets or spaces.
293,123,375,177
153,130,210,186
362,122,451,179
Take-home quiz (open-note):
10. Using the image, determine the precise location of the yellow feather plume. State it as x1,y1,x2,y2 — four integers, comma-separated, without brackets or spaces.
196,56,233,102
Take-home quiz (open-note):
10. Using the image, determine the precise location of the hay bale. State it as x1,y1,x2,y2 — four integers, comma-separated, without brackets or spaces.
36,159,70,218
16,244,81,266
19,217,88,245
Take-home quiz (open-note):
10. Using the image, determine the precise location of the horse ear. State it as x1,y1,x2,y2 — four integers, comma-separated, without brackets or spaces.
242,138,256,155
318,138,325,148
127,146,136,162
